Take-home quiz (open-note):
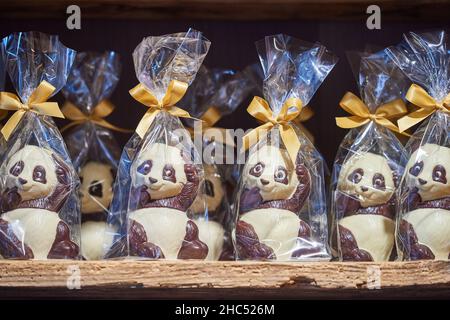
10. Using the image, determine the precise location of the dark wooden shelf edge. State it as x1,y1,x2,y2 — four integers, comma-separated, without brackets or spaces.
0,260,449,299
0,0,449,21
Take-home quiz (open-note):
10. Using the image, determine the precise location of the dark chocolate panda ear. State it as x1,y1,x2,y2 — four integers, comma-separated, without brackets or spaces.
51,153,71,186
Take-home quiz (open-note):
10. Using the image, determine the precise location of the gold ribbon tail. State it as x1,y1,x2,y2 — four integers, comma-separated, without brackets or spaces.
397,84,450,132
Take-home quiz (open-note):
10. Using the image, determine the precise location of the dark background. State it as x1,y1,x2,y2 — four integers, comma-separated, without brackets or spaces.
0,17,448,167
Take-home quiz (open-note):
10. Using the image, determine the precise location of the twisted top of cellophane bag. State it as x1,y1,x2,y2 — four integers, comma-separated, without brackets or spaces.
347,49,411,112
133,29,210,102
62,51,121,115
61,51,123,170
386,30,450,103
256,34,337,116
2,31,76,103
180,65,252,120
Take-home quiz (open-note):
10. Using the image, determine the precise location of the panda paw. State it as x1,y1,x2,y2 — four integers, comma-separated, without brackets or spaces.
235,220,275,260
295,164,310,185
399,219,435,260
0,218,34,259
338,225,373,261
184,164,199,184
48,221,79,259
177,220,208,260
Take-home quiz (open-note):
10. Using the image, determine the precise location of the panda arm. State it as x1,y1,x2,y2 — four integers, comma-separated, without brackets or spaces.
257,163,311,213
44,154,73,212
146,163,200,211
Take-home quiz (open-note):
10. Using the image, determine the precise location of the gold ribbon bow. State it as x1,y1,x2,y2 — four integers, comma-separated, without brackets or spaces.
398,84,450,132
60,100,132,133
243,96,304,163
129,80,193,138
0,81,64,140
335,92,407,133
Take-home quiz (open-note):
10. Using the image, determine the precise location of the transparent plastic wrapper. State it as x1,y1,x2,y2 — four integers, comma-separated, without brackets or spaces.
243,62,316,143
386,30,450,260
105,29,214,260
233,34,337,261
61,51,124,260
0,52,6,155
0,31,80,260
180,65,252,260
330,50,410,261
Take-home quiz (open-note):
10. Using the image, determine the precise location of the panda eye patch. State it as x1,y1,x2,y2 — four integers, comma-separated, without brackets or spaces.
348,168,364,184
250,162,264,177
372,173,386,191
163,165,176,183
10,161,24,176
274,167,288,184
409,161,423,177
432,165,447,184
204,179,215,197
89,180,103,198
137,160,152,175
32,165,47,184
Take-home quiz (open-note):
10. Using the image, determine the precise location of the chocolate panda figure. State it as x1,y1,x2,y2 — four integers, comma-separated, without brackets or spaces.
190,164,233,261
0,145,79,260
235,145,312,261
335,152,400,261
79,161,115,260
400,143,450,260
128,142,208,260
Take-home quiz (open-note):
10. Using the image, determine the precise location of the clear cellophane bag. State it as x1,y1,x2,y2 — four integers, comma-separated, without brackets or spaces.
234,34,337,261
105,29,216,260
330,50,410,262
180,65,252,260
0,31,80,260
386,30,450,261
61,51,122,260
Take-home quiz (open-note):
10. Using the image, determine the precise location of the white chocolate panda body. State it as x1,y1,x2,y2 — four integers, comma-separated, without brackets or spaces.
402,144,450,260
336,152,396,262
79,162,115,260
239,208,301,260
128,208,189,259
2,208,60,260
236,145,310,261
403,208,450,260
0,145,78,260
191,164,226,260
195,219,225,261
127,142,207,260
81,221,115,260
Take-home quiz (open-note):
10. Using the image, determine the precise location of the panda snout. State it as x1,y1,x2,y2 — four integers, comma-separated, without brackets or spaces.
418,178,427,185
360,186,368,192
260,178,270,186
18,178,27,185
148,177,158,184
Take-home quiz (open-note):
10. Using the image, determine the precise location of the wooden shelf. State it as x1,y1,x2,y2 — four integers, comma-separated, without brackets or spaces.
1,0,449,21
0,260,449,299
